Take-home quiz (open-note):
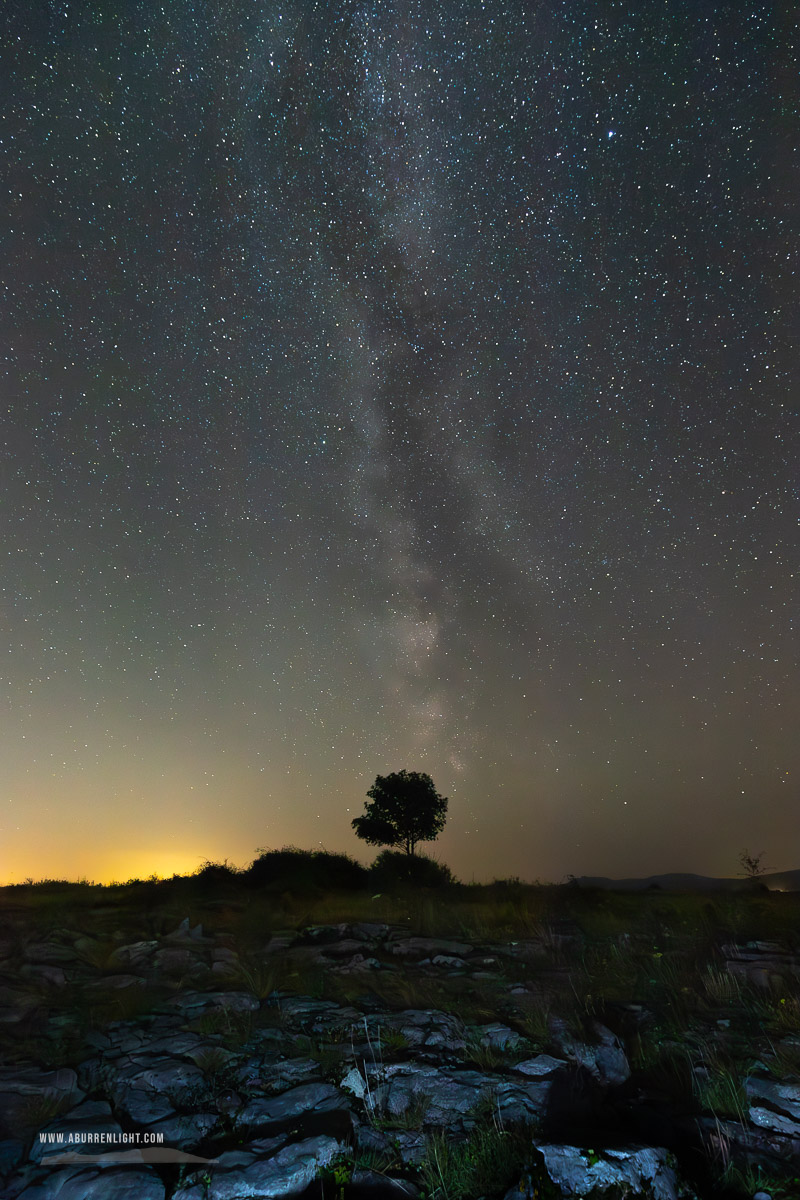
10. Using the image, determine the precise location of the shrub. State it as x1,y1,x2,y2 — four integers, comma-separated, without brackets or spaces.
369,849,456,890
245,846,370,892
193,859,241,887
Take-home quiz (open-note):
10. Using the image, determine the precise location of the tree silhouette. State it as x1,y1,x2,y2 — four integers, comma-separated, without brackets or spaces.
351,770,448,857
737,848,767,879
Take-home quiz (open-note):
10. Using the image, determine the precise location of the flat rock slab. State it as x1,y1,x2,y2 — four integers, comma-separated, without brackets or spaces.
108,941,159,968
261,1058,323,1091
528,1143,688,1200
377,1008,467,1051
388,937,474,958
23,943,78,966
746,1076,800,1133
359,1062,552,1128
157,990,260,1016
83,975,146,992
472,1022,528,1051
238,1080,351,1127
16,1166,165,1199
0,1068,84,1136
514,1054,568,1076
29,1100,123,1164
173,1134,345,1199
351,1168,421,1197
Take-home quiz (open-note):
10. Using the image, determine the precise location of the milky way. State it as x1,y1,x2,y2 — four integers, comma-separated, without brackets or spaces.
3,1,797,883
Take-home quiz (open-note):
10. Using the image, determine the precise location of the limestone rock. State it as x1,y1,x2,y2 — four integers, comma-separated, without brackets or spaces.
526,1142,689,1200
746,1076,800,1124
108,940,159,968
173,1134,345,1200
351,1168,421,1196
238,1080,351,1127
29,1100,123,1164
473,1022,527,1052
23,942,77,966
388,936,473,959
552,1020,631,1086
16,1167,165,1199
19,964,66,987
514,1054,568,1076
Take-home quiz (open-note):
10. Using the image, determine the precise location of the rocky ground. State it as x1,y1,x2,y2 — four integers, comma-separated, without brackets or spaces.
1,898,800,1199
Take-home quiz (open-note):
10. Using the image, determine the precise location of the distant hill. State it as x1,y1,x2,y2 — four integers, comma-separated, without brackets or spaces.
570,869,800,893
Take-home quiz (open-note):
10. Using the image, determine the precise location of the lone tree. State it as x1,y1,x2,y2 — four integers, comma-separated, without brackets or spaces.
737,848,767,880
351,770,448,857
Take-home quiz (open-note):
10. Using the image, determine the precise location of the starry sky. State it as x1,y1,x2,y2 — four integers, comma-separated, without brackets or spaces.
3,1,797,886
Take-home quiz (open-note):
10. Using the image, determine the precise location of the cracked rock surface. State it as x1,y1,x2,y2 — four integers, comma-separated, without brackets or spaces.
2,910,799,1198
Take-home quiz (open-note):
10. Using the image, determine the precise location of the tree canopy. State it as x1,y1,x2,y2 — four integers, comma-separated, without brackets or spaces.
351,770,448,856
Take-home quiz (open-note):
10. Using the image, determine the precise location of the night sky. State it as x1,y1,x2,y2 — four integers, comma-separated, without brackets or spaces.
3,1,797,886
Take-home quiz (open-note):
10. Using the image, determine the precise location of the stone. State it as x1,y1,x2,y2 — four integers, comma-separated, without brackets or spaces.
383,1008,466,1052
527,1142,687,1200
0,987,41,1022
746,1076,800,1123
473,1022,527,1051
748,1106,800,1136
264,935,295,955
145,1111,219,1144
0,1138,24,1172
23,943,77,966
0,1067,84,1133
16,1167,165,1199
392,1130,426,1165
29,1101,124,1164
351,1169,421,1197
19,964,67,987
108,940,159,968
173,1134,345,1199
115,1087,177,1126
153,948,205,975
263,1058,322,1091
494,1077,553,1124
212,947,239,965
112,1051,205,1095
341,1066,369,1100
238,1080,351,1127
317,938,374,959
552,1020,630,1086
137,1032,207,1058
158,990,259,1016
330,954,382,973
350,923,390,940
377,1062,494,1124
164,918,207,943
388,937,473,958
514,1054,567,1076
83,974,146,991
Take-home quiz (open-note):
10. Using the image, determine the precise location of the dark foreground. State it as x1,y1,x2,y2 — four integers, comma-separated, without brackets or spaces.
1,873,799,1199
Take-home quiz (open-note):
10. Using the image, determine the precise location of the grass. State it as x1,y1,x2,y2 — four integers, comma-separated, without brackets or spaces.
459,1029,531,1072
761,991,800,1033
229,959,279,999
189,1007,256,1048
721,1161,800,1199
765,1036,800,1079
379,1090,432,1131
693,1064,750,1123
18,1090,75,1129
418,1120,555,1200
187,1045,235,1076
